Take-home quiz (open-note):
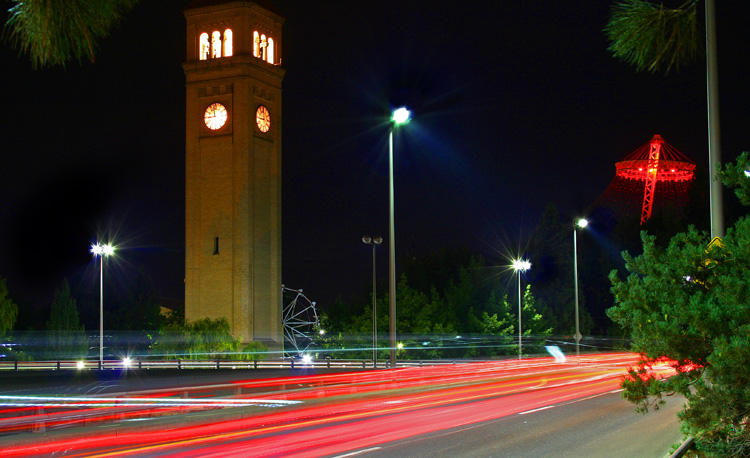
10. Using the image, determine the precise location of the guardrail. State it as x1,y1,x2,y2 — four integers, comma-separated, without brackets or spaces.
0,358,469,371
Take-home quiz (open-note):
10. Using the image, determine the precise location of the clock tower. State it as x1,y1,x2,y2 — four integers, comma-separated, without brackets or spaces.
183,0,284,347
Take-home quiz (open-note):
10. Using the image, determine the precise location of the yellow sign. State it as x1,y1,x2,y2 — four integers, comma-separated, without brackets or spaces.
707,237,725,252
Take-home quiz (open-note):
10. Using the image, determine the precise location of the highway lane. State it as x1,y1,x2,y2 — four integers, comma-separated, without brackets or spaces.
0,353,680,457
345,391,685,458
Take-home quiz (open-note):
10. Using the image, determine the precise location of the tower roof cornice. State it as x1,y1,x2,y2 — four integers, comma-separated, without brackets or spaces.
185,0,282,18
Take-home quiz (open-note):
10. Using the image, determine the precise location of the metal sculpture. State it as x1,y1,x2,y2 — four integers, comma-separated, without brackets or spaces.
281,286,319,354
592,135,696,225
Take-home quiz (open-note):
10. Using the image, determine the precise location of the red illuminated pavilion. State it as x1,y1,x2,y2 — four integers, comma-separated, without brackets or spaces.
591,135,696,224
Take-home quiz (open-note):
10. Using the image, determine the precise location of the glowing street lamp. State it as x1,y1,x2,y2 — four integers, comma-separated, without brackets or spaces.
512,258,531,359
362,235,383,368
388,107,411,369
573,218,588,360
91,242,114,367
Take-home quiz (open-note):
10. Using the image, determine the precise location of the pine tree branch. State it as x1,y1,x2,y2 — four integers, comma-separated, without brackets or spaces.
3,0,140,68
604,0,703,74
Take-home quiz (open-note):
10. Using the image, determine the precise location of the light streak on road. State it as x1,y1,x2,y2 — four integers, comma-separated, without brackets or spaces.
0,353,676,457
0,395,301,408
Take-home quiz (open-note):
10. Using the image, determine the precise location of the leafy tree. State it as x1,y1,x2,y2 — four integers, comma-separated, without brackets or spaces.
154,316,267,361
46,278,87,359
0,277,18,338
241,341,270,362
466,290,515,357
162,306,185,328
310,312,351,358
607,153,750,457
378,275,456,359
323,296,362,334
3,0,140,68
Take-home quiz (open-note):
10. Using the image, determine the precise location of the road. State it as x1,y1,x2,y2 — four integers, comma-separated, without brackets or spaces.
352,390,684,458
0,353,683,457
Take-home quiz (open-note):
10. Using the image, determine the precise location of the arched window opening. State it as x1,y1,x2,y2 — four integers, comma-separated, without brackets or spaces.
260,34,268,61
252,30,274,63
199,33,210,60
267,37,274,64
211,31,222,58
223,29,233,57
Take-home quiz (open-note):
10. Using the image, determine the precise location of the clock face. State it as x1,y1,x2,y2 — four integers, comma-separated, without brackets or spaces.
256,105,270,133
204,103,228,130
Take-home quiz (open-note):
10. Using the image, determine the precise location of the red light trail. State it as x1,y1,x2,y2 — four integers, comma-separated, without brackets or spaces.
0,353,675,457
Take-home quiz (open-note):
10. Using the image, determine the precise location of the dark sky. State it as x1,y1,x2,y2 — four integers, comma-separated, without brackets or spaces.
1,1,749,314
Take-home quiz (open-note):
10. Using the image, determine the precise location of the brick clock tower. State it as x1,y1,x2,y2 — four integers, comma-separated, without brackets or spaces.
183,0,284,348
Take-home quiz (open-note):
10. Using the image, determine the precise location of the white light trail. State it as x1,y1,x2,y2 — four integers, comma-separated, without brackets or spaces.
0,395,301,408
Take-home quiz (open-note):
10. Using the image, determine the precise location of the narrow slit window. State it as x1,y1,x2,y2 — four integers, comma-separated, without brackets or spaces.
213,237,220,255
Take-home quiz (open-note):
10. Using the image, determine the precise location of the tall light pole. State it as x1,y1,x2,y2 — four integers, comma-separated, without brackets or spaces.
512,258,531,359
362,235,382,368
573,218,588,360
91,242,114,367
705,0,724,240
388,107,411,369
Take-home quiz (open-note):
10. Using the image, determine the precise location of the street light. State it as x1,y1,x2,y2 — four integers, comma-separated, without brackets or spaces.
388,106,411,369
573,218,588,361
362,235,383,368
512,258,531,359
91,242,114,367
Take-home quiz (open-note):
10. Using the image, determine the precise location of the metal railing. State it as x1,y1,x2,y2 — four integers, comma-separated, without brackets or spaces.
0,358,468,372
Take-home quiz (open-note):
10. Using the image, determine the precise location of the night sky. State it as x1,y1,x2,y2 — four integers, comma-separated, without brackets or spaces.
2,1,750,316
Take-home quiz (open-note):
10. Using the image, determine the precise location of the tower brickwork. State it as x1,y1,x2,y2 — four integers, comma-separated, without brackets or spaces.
183,0,284,347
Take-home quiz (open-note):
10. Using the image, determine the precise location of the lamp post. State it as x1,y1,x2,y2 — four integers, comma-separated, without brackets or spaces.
573,218,588,360
705,0,724,240
388,107,411,369
91,242,114,367
512,258,531,359
362,235,383,368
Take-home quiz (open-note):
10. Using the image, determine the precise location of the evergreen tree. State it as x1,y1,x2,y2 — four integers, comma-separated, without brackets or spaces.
443,257,486,332
402,247,476,298
3,0,140,68
528,204,570,329
121,268,163,331
46,278,87,359
472,290,515,357
512,285,553,355
528,203,596,334
607,153,750,457
0,276,18,338
605,0,702,74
